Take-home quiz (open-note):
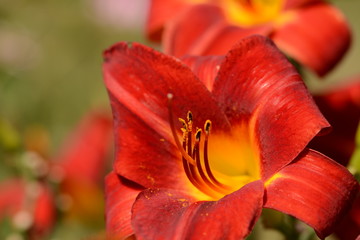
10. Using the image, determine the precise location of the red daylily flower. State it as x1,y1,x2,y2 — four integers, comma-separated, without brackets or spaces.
147,0,351,76
0,179,55,239
103,36,358,239
309,77,360,166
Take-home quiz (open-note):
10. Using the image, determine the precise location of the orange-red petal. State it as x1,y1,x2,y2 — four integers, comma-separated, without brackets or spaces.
200,24,273,55
213,35,330,180
164,4,272,57
105,172,143,239
146,0,190,41
163,4,226,57
180,55,224,91
132,181,264,240
106,98,188,190
264,149,359,239
272,3,351,76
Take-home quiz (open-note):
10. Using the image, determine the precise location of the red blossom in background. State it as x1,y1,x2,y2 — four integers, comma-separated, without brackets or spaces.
0,111,113,238
55,111,113,184
53,111,113,221
335,192,360,240
103,36,358,239
0,179,55,239
306,76,360,240
309,77,360,166
147,0,351,76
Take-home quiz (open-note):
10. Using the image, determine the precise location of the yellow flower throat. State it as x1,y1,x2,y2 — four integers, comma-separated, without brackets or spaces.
168,94,260,200
223,0,284,26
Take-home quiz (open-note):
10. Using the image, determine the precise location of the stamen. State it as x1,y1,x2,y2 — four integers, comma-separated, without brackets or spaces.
167,94,195,165
181,134,202,192
203,121,231,190
186,112,193,157
204,120,211,135
167,94,231,198
195,128,201,142
194,129,230,194
178,118,188,132
187,128,193,157
187,111,193,122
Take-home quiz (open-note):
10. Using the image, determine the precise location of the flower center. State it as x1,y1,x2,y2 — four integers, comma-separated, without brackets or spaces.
167,94,260,200
222,0,284,26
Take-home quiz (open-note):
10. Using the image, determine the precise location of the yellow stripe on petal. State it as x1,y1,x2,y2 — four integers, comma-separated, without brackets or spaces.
264,172,283,187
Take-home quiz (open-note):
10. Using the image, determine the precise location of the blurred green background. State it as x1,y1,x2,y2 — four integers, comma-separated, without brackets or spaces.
0,0,149,152
0,0,359,239
0,1,150,238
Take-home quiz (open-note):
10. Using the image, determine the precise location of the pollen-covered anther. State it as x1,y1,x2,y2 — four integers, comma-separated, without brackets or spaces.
204,120,211,136
195,129,202,142
167,95,195,166
178,118,188,132
187,111,193,122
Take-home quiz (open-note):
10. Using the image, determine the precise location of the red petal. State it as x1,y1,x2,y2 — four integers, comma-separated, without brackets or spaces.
103,42,231,188
103,42,230,136
107,99,189,190
180,55,224,92
132,181,264,240
146,0,190,41
273,3,351,76
105,172,143,239
213,35,330,180
164,4,272,57
0,179,25,217
284,0,322,9
163,4,226,56
264,149,359,239
309,78,360,165
31,185,55,238
0,180,55,238
200,25,273,55
55,111,113,184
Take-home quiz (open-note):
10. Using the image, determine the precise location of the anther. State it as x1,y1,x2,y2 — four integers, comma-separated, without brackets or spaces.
187,111,193,122
167,93,195,165
195,129,202,142
178,118,188,131
204,120,212,135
